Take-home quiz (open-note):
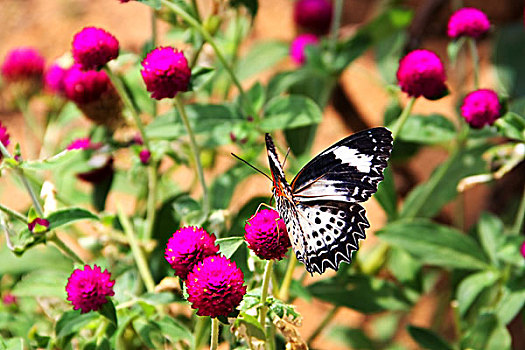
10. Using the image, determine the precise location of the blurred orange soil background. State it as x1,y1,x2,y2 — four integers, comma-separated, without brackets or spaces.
0,0,523,349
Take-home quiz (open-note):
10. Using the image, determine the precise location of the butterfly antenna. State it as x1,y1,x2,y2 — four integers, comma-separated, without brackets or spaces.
282,147,291,168
231,153,272,181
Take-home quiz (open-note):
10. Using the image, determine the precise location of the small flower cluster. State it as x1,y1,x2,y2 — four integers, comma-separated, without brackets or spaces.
245,209,291,260
164,226,246,317
66,265,115,314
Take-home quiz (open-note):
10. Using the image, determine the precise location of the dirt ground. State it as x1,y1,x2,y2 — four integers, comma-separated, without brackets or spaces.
1,0,523,349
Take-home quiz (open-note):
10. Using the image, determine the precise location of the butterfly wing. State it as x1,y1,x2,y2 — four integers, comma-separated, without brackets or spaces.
291,127,393,203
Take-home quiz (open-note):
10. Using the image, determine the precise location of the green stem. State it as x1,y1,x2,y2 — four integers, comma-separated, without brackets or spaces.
193,316,208,350
468,38,480,90
49,234,85,265
175,97,210,217
103,67,150,148
278,254,297,301
328,0,344,58
451,300,462,340
0,203,27,223
307,306,339,345
143,163,158,241
117,205,155,292
210,317,219,350
391,96,416,139
17,168,45,217
161,0,245,101
259,260,274,332
512,184,525,234
150,8,158,117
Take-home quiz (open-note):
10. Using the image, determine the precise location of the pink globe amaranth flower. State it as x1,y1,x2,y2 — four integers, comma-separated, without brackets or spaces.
186,255,246,317
1,47,45,82
28,218,50,233
44,63,69,95
0,121,11,161
141,47,191,100
448,8,490,39
245,209,291,260
139,149,151,165
165,226,219,280
64,66,124,129
521,241,525,259
72,27,119,70
397,49,447,100
2,293,17,306
460,89,502,129
290,34,319,65
66,265,115,314
294,0,333,35
67,138,94,150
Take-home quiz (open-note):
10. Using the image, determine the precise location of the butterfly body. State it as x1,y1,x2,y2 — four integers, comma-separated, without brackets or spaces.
265,128,393,274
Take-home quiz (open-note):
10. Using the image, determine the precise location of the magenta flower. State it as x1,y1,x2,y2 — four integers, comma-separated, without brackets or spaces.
245,209,291,260
2,293,17,306
448,8,490,39
66,265,115,313
396,49,447,100
521,241,525,259
186,255,246,317
64,65,111,104
28,218,50,233
290,34,319,65
72,27,119,70
44,63,69,95
141,47,191,100
1,47,45,82
139,149,151,165
67,138,94,151
460,89,501,129
0,121,11,161
165,226,219,280
293,0,333,35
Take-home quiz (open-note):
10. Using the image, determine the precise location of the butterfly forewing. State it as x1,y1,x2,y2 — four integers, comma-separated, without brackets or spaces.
265,128,393,274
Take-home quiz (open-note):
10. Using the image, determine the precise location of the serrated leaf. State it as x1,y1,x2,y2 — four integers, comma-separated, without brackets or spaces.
456,270,500,316
261,95,322,132
377,219,489,270
217,237,245,259
407,325,453,350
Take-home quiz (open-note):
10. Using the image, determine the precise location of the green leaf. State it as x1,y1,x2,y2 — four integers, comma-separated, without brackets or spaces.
261,95,322,132
137,292,177,306
12,270,70,298
400,144,488,218
477,212,505,265
495,112,525,141
244,82,266,115
47,207,99,231
328,326,375,349
456,270,500,316
154,316,193,346
377,219,489,270
2,337,25,350
56,311,98,339
236,41,288,81
19,150,84,171
461,313,511,350
132,318,163,348
98,300,117,326
231,312,266,341
494,278,525,324
407,325,453,350
375,30,407,84
136,0,161,10
217,237,245,258
396,114,457,144
307,274,411,313
209,164,253,209
0,245,72,275
374,167,398,221
387,246,421,287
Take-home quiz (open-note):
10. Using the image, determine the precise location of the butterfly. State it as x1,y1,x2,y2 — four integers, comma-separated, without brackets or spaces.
265,127,393,274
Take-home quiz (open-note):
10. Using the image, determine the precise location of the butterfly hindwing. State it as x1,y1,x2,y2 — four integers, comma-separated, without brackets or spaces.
291,127,393,203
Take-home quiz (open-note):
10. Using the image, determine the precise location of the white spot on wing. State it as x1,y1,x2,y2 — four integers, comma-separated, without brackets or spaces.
332,147,373,173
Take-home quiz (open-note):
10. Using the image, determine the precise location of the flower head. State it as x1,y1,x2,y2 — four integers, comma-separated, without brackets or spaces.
460,89,501,128
293,0,333,35
290,34,319,65
396,49,447,100
66,265,115,313
141,47,191,100
44,63,69,95
0,121,10,161
139,148,151,165
448,8,490,39
186,255,246,317
67,138,94,150
165,226,219,280
72,27,119,70
2,293,17,306
1,47,45,82
28,218,50,233
521,241,525,259
64,65,111,104
245,209,291,260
